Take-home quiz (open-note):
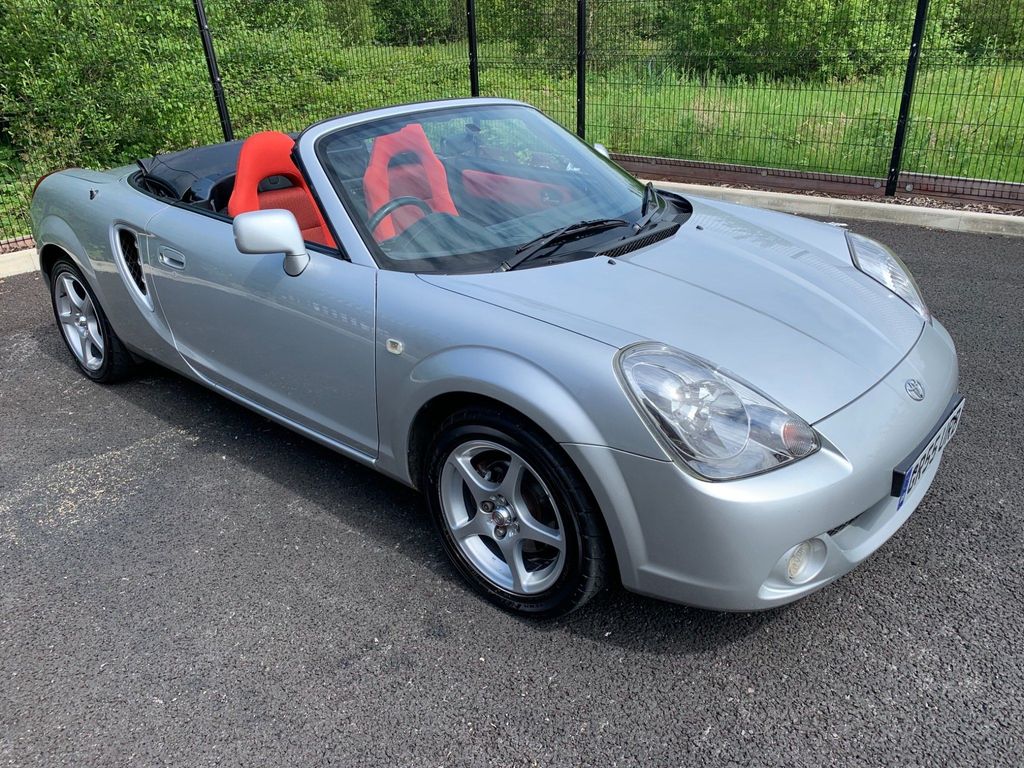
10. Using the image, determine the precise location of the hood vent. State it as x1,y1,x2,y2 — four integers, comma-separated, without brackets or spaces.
117,228,147,296
600,221,681,259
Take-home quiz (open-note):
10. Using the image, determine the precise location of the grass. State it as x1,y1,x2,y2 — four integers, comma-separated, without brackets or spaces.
2,41,1022,240
491,64,1024,182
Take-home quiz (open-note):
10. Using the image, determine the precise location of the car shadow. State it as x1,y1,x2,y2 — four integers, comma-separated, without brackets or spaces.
34,329,782,654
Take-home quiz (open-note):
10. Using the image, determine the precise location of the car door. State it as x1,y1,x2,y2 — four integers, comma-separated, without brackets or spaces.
144,207,378,455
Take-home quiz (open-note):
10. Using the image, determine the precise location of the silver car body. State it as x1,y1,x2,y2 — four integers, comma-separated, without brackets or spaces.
31,98,960,611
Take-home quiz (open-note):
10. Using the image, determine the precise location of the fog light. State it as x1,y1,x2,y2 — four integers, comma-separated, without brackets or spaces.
785,538,825,584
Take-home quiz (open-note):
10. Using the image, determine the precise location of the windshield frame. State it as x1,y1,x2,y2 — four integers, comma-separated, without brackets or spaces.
310,100,648,274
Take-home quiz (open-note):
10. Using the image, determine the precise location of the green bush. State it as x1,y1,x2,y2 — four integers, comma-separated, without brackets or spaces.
212,0,377,46
0,0,219,175
371,0,464,45
658,0,918,80
933,0,1024,57
483,0,647,71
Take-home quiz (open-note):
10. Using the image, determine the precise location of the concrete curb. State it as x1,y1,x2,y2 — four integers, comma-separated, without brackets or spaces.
0,248,36,279
651,181,1024,238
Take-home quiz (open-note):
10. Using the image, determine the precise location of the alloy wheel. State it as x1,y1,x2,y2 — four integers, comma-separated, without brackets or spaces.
439,439,566,595
54,272,104,371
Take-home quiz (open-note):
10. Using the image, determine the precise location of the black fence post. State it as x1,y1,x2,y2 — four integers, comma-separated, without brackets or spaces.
466,0,480,97
576,0,587,138
886,0,929,196
193,0,234,142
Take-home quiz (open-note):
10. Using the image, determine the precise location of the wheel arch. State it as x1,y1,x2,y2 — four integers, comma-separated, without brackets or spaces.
35,215,94,282
408,391,543,490
39,242,75,280
406,388,622,581
393,346,610,487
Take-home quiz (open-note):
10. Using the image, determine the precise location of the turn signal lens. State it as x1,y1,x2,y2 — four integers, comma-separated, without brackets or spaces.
782,419,817,457
847,232,929,320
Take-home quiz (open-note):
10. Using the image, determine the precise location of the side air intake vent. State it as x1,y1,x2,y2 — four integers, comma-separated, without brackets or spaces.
117,228,147,296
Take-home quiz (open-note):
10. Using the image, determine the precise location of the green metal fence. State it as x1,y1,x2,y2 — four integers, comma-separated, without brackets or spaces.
2,0,1022,248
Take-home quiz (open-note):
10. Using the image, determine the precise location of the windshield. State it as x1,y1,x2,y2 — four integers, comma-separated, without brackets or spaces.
315,103,664,274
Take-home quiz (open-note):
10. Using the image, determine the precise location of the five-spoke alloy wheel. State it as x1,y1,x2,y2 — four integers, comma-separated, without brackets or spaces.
426,406,608,617
440,439,567,595
48,257,136,383
54,271,105,371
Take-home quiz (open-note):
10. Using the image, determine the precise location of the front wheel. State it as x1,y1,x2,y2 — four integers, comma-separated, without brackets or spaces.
424,406,609,617
49,258,136,383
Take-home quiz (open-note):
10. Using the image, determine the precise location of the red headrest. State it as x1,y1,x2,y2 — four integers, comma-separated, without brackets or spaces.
227,131,335,248
363,123,458,240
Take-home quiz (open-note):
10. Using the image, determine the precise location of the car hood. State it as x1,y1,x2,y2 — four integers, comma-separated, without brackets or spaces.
420,197,924,423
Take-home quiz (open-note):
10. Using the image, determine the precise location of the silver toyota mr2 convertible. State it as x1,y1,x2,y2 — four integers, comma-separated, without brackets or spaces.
31,98,963,616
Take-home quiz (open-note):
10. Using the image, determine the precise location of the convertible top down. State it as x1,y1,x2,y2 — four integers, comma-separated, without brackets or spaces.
31,98,962,616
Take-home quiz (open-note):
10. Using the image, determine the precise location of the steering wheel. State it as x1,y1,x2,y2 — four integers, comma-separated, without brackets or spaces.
367,196,434,234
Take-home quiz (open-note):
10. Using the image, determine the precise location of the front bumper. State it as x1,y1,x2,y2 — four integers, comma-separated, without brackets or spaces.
564,319,960,611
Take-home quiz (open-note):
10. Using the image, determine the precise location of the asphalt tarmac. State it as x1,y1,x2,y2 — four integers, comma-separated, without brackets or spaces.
1,220,1021,766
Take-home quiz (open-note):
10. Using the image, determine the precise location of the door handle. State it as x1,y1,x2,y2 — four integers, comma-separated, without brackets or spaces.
159,247,186,270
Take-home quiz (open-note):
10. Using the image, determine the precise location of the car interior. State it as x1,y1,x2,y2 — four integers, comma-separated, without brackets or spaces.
133,117,591,254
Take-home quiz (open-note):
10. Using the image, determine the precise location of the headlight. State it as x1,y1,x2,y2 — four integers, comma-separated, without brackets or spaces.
846,232,929,320
618,344,820,480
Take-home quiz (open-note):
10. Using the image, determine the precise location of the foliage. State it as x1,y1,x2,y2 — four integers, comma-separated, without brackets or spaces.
370,0,464,45
478,0,651,71
1,0,1023,240
933,0,1024,58
657,0,920,80
212,0,378,45
0,0,218,174
656,0,1022,78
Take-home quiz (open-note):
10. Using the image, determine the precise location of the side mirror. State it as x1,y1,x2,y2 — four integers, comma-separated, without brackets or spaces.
232,209,309,277
593,143,611,159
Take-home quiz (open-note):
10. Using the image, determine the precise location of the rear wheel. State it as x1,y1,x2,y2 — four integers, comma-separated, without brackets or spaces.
49,258,135,383
424,406,608,617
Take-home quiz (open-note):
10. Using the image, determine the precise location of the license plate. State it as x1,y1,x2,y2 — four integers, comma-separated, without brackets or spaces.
892,397,965,510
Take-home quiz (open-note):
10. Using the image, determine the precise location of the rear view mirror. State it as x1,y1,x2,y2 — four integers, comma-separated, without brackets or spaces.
232,209,309,277
593,143,611,159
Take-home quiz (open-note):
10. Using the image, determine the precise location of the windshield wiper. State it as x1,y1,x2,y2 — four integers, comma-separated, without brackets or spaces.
631,182,666,234
497,218,628,272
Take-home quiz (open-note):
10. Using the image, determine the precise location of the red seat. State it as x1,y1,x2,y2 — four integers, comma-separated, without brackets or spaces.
228,131,336,248
363,123,458,240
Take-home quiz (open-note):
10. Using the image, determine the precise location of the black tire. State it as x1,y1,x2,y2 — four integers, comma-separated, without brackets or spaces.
424,405,609,617
49,257,136,384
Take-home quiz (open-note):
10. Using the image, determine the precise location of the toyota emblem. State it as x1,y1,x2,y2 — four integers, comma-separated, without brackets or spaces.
905,379,926,401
